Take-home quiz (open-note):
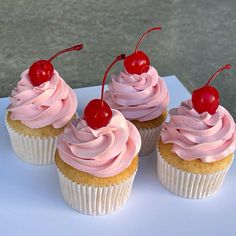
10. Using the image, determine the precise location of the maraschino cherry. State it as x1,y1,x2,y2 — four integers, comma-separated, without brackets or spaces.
192,64,231,115
84,54,126,129
29,44,83,86
124,26,161,75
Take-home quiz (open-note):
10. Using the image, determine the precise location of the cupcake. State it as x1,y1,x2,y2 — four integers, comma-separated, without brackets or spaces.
104,27,169,156
55,55,141,215
157,64,236,198
6,44,83,165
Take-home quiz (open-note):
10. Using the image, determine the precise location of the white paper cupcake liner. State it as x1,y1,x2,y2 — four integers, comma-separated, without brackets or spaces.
57,169,137,215
157,150,233,199
137,125,162,156
5,117,57,165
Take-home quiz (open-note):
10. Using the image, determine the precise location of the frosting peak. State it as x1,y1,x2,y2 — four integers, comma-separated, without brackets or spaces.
57,110,141,177
104,66,169,121
8,69,77,129
161,100,236,162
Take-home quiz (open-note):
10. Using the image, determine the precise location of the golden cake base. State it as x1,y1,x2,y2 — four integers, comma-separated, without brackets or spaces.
55,152,138,187
7,112,68,137
158,139,233,174
55,153,139,215
157,140,234,199
131,111,167,129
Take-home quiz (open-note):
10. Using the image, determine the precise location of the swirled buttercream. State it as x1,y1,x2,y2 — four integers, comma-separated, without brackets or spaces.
104,66,169,121
57,110,141,177
8,69,77,129
161,100,236,162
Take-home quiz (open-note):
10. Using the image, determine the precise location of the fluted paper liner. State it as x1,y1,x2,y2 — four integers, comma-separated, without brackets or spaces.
137,125,162,156
5,117,57,165
57,169,137,215
157,150,233,199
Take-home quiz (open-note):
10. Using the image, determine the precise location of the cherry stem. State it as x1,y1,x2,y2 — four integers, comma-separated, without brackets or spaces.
134,26,162,53
205,64,232,86
100,54,126,104
48,43,84,62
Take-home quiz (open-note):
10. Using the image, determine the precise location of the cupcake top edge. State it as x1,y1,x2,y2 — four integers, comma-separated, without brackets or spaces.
161,99,236,162
57,109,141,178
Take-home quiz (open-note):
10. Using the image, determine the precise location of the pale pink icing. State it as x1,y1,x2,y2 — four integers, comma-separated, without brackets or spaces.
161,99,236,162
104,66,169,121
8,69,77,129
57,109,141,177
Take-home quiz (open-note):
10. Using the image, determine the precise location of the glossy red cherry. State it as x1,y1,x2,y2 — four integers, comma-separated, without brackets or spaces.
192,64,231,114
29,60,54,86
124,26,161,75
29,44,83,86
84,54,126,129
124,51,150,75
84,99,112,129
192,86,219,115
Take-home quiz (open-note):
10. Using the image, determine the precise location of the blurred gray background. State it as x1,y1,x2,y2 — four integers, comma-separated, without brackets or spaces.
0,0,236,117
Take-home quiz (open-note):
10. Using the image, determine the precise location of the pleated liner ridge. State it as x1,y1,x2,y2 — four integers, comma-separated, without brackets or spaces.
157,150,233,199
57,169,137,215
5,116,57,165
137,125,162,156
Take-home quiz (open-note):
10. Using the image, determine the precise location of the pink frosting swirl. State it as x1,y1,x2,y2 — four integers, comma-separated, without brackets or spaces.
161,99,236,162
57,110,141,177
8,69,77,129
104,66,169,121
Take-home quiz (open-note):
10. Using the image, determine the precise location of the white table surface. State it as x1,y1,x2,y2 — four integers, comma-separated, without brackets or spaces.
0,76,235,236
